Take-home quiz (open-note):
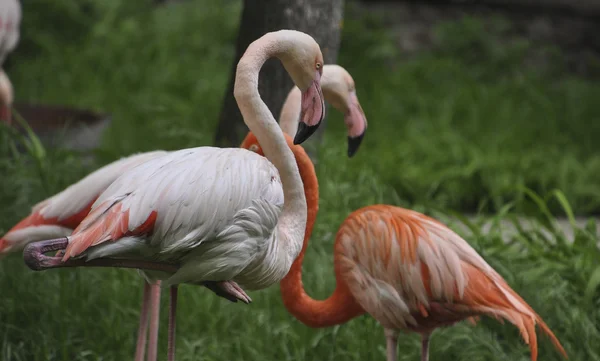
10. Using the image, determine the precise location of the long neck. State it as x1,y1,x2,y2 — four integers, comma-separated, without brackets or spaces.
279,142,365,328
234,34,306,261
278,86,302,136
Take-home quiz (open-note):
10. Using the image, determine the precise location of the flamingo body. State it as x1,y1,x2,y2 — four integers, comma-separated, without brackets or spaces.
61,147,296,289
336,205,565,356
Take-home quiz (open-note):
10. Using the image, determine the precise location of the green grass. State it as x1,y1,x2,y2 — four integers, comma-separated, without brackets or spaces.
0,0,599,360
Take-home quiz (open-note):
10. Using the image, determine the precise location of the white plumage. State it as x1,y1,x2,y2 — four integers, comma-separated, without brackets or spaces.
37,151,168,222
77,147,295,290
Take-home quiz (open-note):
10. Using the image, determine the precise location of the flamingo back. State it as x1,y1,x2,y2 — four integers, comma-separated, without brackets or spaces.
61,147,294,290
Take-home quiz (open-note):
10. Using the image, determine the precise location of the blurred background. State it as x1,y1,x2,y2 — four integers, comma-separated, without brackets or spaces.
0,0,599,360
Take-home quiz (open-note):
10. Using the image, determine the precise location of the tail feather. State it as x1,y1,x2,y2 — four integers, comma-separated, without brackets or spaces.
497,277,568,360
461,263,568,361
0,199,96,254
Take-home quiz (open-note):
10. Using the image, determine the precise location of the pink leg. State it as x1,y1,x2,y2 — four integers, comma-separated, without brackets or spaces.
146,281,162,361
421,332,431,361
133,282,152,361
167,285,178,361
384,329,398,361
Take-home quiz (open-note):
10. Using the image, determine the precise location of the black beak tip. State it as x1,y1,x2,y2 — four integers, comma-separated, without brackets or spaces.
293,122,321,145
347,132,365,158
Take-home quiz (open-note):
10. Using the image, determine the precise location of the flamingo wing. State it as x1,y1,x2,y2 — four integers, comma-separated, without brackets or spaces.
0,151,168,253
63,147,285,288
336,205,566,360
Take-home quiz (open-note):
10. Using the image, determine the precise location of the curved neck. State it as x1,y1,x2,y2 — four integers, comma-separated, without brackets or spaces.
278,87,302,136
279,141,365,328
234,33,307,260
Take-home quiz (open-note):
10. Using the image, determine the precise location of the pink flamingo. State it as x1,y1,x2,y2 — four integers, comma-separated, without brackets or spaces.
23,29,326,361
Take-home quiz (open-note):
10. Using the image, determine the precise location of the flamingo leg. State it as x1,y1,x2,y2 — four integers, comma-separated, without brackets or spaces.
146,281,162,361
384,328,398,361
133,282,152,361
421,332,431,361
167,285,178,361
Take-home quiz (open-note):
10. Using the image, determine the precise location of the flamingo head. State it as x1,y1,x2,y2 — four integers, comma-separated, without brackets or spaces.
276,31,325,145
320,65,368,157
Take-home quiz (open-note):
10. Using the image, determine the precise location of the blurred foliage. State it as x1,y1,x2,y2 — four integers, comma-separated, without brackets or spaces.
334,4,600,216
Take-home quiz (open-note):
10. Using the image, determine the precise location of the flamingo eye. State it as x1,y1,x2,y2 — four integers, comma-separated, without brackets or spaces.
249,144,260,153
316,62,322,70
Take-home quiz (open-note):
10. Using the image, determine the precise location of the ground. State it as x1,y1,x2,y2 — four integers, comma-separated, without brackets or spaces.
0,0,598,360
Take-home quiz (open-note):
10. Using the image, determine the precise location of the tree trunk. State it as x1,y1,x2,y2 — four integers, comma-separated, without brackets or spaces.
214,0,344,161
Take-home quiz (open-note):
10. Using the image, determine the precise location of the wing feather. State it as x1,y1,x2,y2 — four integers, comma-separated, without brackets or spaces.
64,147,285,287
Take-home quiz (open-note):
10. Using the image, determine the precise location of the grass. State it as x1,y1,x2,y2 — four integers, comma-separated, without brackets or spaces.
0,0,599,360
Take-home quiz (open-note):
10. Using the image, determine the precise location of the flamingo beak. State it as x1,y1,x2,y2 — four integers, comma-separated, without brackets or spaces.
294,71,325,145
345,91,367,157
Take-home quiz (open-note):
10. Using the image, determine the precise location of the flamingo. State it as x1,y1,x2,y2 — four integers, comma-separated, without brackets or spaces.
23,29,326,361
0,0,21,124
3,62,365,361
239,136,568,361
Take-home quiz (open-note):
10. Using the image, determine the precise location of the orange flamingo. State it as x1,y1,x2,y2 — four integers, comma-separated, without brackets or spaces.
240,133,568,361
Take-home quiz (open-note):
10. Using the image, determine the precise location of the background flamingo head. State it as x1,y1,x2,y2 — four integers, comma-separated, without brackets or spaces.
320,65,368,157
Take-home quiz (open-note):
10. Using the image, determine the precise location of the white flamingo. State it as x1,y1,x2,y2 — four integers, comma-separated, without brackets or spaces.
4,62,366,361
0,0,21,124
23,29,326,361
